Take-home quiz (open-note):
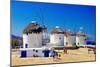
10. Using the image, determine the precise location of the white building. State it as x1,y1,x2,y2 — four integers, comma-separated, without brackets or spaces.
49,26,64,47
76,32,87,46
19,47,53,57
21,21,53,57
21,22,87,57
23,21,47,48
64,32,76,47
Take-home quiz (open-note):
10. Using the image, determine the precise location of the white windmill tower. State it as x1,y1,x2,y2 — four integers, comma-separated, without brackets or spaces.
50,26,64,47
23,21,46,48
76,27,87,46
64,29,76,47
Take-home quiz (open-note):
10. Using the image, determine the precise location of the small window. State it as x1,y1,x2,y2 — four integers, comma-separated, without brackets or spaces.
59,37,61,39
77,43,79,45
36,50,38,52
74,43,76,45
66,42,68,45
21,45,23,48
25,44,28,48
33,49,35,51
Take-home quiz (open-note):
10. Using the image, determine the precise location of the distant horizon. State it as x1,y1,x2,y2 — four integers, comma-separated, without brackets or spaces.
11,0,96,41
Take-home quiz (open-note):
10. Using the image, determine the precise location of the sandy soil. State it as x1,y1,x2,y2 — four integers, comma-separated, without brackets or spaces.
11,48,96,66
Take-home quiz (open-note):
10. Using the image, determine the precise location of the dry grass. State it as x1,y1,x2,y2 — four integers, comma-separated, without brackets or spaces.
11,48,95,66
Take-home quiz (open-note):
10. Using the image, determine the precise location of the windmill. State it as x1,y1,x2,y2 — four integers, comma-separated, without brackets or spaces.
36,7,49,46
76,26,87,46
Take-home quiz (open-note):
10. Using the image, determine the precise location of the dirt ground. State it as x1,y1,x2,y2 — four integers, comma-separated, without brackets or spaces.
11,48,96,66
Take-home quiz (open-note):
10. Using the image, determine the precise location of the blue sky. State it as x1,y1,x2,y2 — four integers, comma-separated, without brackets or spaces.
11,1,96,40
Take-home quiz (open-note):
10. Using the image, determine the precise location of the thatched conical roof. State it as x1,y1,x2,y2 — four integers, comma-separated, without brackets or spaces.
23,21,47,34
51,26,64,34
76,32,86,37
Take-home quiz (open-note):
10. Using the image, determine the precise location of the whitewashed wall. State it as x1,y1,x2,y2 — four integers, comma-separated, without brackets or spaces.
23,33,43,48
27,50,33,57
50,34,64,47
27,49,44,57
23,34,28,48
19,48,52,57
76,36,86,46
28,33,42,48
64,35,76,47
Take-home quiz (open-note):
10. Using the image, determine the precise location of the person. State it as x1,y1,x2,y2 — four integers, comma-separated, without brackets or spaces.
51,51,55,58
50,50,56,60
58,53,61,60
43,49,50,57
63,48,67,54
51,50,61,61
